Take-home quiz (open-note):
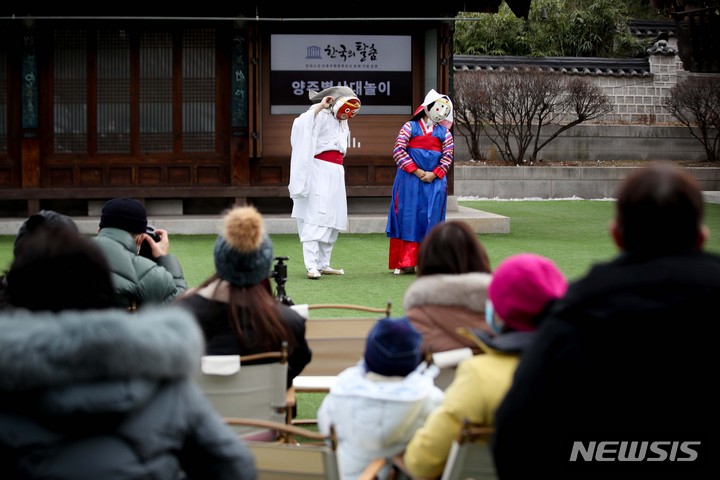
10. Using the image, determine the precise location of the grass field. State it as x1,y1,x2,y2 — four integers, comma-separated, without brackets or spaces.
2,200,720,315
3,200,719,420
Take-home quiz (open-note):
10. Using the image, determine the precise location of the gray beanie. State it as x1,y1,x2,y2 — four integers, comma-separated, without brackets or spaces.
213,206,273,287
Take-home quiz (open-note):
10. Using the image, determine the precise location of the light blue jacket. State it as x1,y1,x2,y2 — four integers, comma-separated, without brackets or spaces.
318,362,444,480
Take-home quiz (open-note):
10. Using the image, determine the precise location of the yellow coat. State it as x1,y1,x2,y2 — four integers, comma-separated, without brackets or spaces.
402,331,523,479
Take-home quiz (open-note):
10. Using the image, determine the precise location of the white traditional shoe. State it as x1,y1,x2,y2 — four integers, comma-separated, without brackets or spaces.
307,268,321,279
393,267,416,275
320,267,345,275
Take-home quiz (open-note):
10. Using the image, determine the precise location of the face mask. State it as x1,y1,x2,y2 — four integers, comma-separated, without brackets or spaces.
425,97,451,123
332,96,361,120
486,299,504,335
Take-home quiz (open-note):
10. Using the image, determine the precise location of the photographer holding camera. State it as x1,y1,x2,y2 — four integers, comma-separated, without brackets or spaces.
93,198,188,311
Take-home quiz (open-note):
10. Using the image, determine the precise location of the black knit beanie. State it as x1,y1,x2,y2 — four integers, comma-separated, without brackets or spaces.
99,198,148,233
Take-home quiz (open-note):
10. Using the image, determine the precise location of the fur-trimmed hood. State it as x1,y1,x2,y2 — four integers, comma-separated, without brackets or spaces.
0,306,203,392
403,273,492,313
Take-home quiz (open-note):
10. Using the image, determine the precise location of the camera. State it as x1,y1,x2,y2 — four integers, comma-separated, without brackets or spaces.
145,225,161,242
271,256,294,306
139,225,161,260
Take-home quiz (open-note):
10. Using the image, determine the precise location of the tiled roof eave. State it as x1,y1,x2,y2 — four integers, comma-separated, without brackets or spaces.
452,55,653,77
627,19,677,38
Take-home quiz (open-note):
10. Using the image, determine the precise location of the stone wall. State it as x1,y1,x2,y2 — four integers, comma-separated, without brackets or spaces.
599,50,685,125
453,38,715,163
453,124,708,163
454,166,720,199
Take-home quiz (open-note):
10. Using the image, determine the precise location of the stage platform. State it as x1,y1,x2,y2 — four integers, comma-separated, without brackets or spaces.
0,204,510,236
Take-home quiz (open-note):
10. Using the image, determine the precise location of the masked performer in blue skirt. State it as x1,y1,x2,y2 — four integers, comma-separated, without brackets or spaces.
386,89,454,275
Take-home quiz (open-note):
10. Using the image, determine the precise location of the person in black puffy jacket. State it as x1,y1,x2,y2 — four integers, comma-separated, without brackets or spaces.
493,162,720,479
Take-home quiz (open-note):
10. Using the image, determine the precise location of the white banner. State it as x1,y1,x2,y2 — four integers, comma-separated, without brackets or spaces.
271,35,411,72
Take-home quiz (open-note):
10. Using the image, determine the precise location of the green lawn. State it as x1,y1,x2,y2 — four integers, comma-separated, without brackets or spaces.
2,200,720,315
166,200,623,314
3,199,719,422
180,199,720,315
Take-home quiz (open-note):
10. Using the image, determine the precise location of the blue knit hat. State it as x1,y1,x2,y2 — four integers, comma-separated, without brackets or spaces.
214,206,273,288
364,317,423,377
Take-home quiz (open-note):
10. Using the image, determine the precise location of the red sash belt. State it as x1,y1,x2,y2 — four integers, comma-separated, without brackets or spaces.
315,150,344,165
408,135,442,152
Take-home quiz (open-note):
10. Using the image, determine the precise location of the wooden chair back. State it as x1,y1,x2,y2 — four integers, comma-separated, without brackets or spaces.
292,301,392,378
226,418,340,480
427,347,474,390
440,419,497,480
194,343,291,438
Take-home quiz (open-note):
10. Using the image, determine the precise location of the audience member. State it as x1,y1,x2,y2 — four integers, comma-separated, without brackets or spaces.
403,220,493,355
175,205,312,390
92,197,187,310
493,162,720,479
0,210,79,309
5,228,114,312
317,316,444,480
0,228,256,479
402,253,567,479
12,209,79,256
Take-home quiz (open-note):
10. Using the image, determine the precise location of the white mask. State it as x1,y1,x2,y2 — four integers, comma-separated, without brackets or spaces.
425,97,451,124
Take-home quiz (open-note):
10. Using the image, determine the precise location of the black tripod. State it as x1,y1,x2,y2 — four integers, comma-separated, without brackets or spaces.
271,256,294,306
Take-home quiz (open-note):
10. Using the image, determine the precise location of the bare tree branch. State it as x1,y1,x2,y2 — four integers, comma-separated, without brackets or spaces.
663,76,720,162
533,77,613,158
453,69,613,165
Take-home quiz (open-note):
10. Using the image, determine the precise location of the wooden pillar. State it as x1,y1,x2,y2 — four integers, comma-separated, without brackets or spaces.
439,21,455,196
21,19,40,215
231,22,251,186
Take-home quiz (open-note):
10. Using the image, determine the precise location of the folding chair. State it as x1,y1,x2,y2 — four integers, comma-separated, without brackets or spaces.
226,418,340,480
428,347,474,390
289,301,391,429
440,419,497,480
226,418,395,480
291,300,391,380
194,342,293,440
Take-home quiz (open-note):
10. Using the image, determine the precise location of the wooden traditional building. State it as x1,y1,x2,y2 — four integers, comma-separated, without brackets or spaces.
0,2,533,217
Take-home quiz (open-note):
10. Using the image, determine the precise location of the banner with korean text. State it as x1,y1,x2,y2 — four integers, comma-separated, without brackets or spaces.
270,34,412,115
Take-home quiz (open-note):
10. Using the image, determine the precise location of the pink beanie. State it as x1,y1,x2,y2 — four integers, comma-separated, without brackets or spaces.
488,253,568,332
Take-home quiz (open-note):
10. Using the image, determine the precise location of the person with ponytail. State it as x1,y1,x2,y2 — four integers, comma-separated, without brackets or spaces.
175,205,312,390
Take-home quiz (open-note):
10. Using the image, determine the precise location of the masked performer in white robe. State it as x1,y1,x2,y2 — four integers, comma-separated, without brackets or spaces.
386,89,454,275
289,86,361,280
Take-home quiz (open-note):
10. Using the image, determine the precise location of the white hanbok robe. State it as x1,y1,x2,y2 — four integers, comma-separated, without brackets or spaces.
289,106,349,242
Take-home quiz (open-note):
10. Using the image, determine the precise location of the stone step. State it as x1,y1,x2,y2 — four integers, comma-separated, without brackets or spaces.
703,191,720,204
0,205,509,236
